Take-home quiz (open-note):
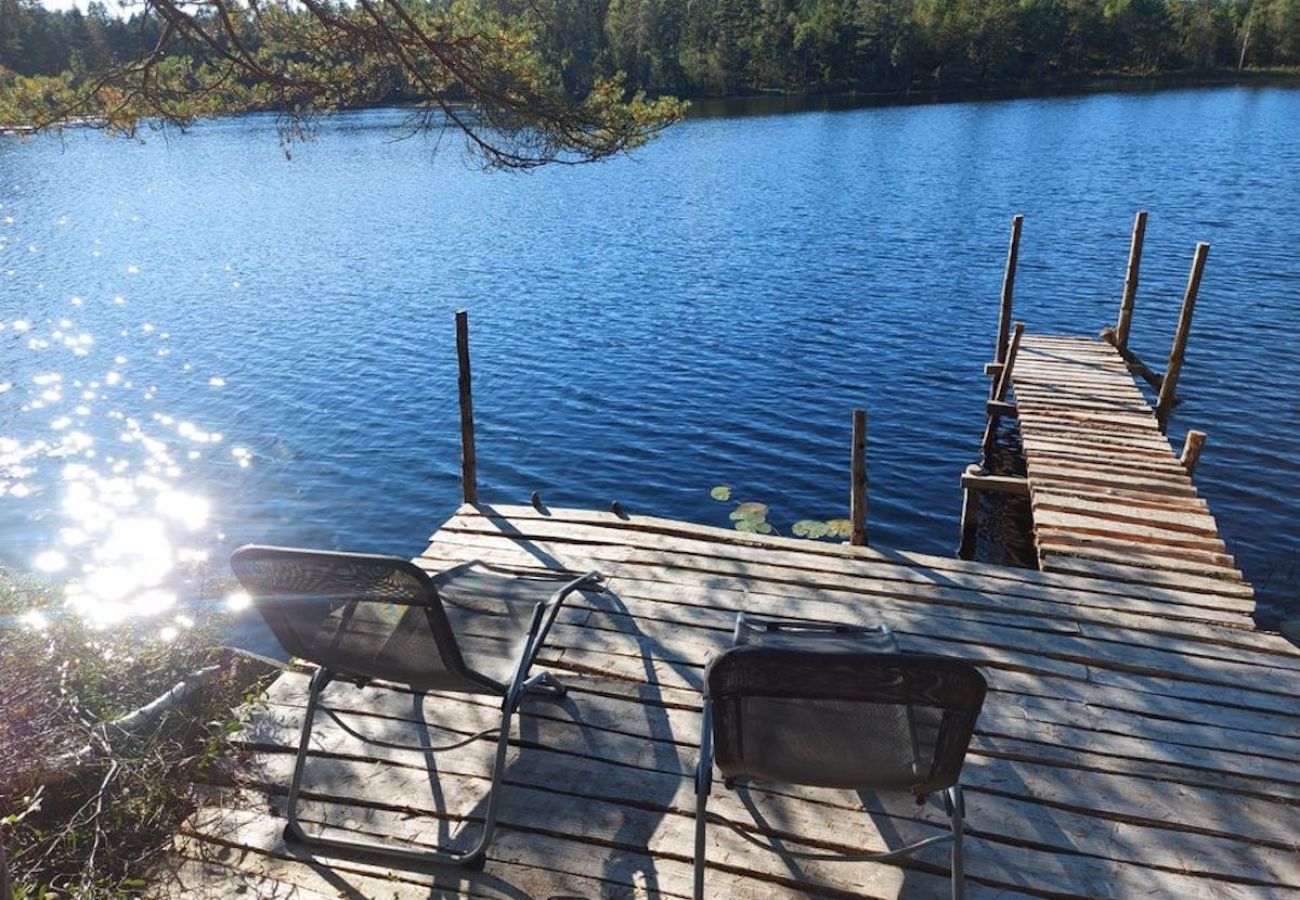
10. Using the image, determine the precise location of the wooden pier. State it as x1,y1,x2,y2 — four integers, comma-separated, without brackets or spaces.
147,227,1300,898
150,504,1300,898
957,216,1237,596
1012,333,1246,587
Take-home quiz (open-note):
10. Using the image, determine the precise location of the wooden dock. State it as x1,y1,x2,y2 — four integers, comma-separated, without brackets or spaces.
1012,333,1247,589
150,504,1300,899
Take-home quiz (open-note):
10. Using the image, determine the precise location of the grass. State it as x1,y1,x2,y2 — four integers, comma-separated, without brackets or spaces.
0,569,277,898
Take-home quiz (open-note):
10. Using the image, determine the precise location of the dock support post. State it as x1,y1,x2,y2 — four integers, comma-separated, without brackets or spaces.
455,309,478,505
850,408,867,547
957,464,980,560
982,322,1025,460
1180,429,1207,476
1114,211,1147,351
1156,243,1210,431
993,215,1024,386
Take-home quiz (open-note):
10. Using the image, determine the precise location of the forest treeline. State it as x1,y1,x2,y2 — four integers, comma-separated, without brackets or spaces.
2,0,1298,102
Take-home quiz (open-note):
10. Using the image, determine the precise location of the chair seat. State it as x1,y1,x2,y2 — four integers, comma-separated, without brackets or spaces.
434,564,565,690
298,563,564,694
733,613,899,653
233,543,602,869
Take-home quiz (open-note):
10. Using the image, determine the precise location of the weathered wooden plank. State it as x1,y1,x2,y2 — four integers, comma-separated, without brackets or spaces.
210,753,952,898
1030,509,1228,552
160,481,1295,900
1017,424,1176,453
230,689,1300,891
1039,542,1242,583
1021,442,1193,475
1030,491,1221,535
443,506,1255,609
1029,480,1214,515
1039,553,1249,594
171,800,769,900
421,544,1288,672
1028,460,1196,491
423,524,1257,638
423,543,1249,659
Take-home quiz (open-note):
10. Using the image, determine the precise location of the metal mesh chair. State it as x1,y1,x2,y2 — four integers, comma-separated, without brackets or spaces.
694,614,987,899
231,545,601,868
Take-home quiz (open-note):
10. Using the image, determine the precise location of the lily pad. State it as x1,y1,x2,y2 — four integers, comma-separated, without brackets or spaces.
710,485,733,502
734,501,769,519
824,518,854,539
792,519,829,539
735,519,774,535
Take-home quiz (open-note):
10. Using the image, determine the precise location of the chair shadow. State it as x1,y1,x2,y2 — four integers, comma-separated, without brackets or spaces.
469,507,708,896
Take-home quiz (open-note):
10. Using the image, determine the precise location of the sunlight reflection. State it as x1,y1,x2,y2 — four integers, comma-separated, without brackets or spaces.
2,309,241,636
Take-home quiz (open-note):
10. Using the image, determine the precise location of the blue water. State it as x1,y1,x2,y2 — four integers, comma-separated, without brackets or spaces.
1,85,1297,636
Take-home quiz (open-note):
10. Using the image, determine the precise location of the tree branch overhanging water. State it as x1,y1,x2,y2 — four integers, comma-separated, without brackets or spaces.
0,0,686,169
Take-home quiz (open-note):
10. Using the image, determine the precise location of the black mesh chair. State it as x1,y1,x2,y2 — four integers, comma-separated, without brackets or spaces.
230,545,601,868
694,614,987,900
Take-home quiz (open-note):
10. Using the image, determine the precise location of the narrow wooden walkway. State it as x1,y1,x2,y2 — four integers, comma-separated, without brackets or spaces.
151,504,1300,899
1012,334,1248,594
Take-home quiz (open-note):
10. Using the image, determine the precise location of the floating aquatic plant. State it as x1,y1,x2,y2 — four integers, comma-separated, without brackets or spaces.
792,519,829,539
709,488,848,541
728,501,773,534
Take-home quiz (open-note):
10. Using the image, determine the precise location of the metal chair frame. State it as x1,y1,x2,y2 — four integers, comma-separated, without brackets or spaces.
692,617,979,900
234,545,600,869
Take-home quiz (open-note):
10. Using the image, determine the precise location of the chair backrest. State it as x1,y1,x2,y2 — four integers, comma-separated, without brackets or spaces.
231,545,475,689
732,612,898,652
705,646,987,796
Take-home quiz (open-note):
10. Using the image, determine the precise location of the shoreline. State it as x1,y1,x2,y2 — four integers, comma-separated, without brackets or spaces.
3,68,1298,134
683,68,1300,118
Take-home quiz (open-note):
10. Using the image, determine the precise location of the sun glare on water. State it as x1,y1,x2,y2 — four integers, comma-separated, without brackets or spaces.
1,242,253,638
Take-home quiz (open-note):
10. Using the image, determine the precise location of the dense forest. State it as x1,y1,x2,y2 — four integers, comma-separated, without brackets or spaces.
2,0,1298,102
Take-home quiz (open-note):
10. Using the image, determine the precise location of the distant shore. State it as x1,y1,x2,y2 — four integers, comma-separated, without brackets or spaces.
683,67,1300,118
4,67,1299,135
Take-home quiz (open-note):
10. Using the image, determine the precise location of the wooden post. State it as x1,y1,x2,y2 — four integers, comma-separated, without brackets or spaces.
1115,210,1147,351
1156,243,1210,431
957,463,981,560
455,309,478,505
1180,429,1207,476
850,408,867,547
995,215,1024,368
982,322,1025,461
991,322,1026,404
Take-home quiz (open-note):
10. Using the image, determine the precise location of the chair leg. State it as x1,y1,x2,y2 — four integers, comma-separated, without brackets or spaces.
947,785,966,900
693,778,709,900
284,666,331,845
694,700,714,900
281,667,517,868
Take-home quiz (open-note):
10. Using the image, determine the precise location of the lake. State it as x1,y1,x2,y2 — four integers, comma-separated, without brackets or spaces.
1,84,1297,646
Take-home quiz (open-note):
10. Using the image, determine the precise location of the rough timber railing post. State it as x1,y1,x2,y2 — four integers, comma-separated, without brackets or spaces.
982,322,1026,461
1115,210,1147,351
455,309,478,505
994,214,1024,374
957,463,980,560
1156,243,1210,432
1180,429,1207,476
850,408,867,547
